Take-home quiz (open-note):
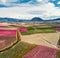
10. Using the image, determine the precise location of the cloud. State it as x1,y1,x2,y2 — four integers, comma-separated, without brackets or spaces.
28,11,45,15
0,0,17,3
0,0,60,20
57,1,60,4
0,0,49,7
49,0,60,7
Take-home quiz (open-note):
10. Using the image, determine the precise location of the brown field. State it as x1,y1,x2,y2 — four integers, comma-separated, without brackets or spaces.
21,32,60,48
0,36,17,50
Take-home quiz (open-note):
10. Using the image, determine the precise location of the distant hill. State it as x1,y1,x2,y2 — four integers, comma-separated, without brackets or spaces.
0,17,43,23
54,18,60,20
31,17,43,21
0,4,6,7
0,18,23,22
0,17,60,23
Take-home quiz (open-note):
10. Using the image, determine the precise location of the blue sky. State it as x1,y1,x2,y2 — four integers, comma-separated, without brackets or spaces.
0,0,60,20
0,0,60,7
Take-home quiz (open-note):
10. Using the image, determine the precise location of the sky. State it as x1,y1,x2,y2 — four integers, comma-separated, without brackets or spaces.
0,0,60,20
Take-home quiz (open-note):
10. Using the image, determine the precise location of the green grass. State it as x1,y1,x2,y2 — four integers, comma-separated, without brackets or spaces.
21,27,56,35
0,41,36,58
57,50,60,58
36,27,53,29
27,27,35,30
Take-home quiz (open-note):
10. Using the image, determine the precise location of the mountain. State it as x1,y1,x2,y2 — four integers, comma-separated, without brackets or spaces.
0,17,60,23
0,4,6,7
31,17,43,21
0,17,43,23
54,18,60,20
0,18,23,22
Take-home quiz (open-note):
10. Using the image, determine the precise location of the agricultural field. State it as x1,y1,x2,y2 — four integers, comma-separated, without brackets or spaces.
0,41,36,58
0,0,60,57
21,31,60,47
21,26,56,35
0,41,60,58
0,23,60,58
0,36,16,50
23,45,59,58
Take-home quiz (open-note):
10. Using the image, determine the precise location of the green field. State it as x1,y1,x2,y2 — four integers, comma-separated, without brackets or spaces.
57,49,60,58
21,27,56,35
0,41,36,58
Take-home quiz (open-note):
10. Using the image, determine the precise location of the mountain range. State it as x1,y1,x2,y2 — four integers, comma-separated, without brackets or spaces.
0,17,60,23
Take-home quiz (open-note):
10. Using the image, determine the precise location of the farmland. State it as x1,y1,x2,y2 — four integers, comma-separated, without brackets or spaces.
0,22,59,35
0,41,36,58
23,45,58,58
21,26,56,35
0,36,16,50
21,32,60,48
0,22,60,58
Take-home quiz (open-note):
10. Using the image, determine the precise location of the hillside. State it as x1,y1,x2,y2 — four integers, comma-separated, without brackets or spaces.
0,18,23,22
0,17,60,23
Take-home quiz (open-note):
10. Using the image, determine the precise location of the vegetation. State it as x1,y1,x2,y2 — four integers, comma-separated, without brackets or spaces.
21,27,56,35
0,41,36,58
57,50,60,58
27,27,35,30
36,27,53,30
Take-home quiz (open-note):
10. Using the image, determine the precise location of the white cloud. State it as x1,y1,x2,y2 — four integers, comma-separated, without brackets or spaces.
0,0,18,6
37,0,42,2
0,0,7,4
0,0,60,20
0,0,17,3
57,1,60,4
1,0,6,3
